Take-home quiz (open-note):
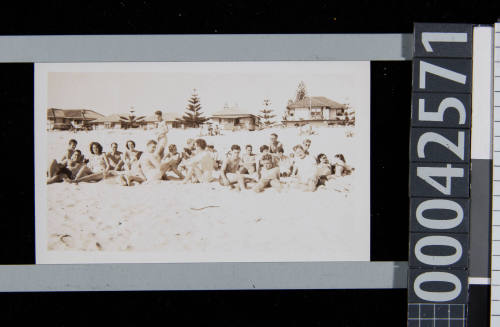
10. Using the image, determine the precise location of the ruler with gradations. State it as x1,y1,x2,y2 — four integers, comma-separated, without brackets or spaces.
491,22,500,327
409,23,473,327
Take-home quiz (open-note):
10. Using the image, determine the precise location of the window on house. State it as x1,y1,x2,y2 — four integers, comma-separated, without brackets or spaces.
311,108,322,119
235,118,240,124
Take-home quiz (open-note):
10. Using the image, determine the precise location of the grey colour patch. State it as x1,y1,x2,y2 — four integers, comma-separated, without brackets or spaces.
0,261,408,292
469,159,492,278
0,34,413,62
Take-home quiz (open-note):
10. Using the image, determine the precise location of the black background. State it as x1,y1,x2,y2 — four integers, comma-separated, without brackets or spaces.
0,1,498,326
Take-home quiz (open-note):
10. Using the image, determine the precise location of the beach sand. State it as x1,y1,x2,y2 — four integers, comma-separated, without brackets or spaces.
42,126,369,263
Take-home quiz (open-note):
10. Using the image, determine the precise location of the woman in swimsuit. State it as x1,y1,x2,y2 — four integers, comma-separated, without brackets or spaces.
73,142,110,183
122,140,142,172
332,153,353,177
117,140,148,186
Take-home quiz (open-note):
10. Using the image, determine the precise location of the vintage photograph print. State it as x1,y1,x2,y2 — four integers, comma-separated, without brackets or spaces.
35,61,370,263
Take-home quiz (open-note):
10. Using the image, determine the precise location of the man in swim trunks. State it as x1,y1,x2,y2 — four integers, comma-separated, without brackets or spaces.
61,139,78,162
138,138,168,183
291,144,318,192
183,138,216,184
269,133,284,154
160,144,184,179
106,142,124,171
220,144,247,191
239,144,257,175
253,154,282,193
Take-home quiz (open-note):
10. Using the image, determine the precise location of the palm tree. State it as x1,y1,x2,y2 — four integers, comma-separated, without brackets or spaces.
120,107,145,129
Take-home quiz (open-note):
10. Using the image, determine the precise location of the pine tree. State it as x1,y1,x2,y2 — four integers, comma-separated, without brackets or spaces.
177,89,208,128
258,99,276,126
295,81,307,102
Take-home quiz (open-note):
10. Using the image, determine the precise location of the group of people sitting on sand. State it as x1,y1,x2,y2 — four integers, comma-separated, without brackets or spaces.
47,131,352,193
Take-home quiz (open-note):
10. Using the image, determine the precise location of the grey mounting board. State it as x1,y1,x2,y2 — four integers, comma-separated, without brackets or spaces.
5,33,409,292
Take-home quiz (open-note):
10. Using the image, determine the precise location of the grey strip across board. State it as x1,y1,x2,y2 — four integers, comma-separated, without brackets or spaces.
3,33,412,292
0,34,412,62
0,262,408,291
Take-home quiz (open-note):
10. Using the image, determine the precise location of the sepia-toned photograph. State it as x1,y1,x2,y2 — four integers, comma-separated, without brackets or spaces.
35,61,371,263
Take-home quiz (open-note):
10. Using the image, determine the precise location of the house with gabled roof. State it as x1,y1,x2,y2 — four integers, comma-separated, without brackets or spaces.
47,108,104,130
210,106,260,131
142,111,183,129
88,113,128,130
283,96,350,127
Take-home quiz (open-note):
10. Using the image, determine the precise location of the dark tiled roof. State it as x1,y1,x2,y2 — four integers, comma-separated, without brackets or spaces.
47,108,104,120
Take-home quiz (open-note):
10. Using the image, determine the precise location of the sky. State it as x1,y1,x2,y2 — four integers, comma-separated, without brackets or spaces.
45,61,370,118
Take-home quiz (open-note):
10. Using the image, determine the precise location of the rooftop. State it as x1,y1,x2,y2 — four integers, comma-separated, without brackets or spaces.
47,108,104,120
211,107,256,118
143,111,182,122
287,96,346,109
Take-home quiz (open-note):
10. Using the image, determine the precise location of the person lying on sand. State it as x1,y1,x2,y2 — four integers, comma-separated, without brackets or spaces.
239,144,256,175
316,153,334,177
72,142,110,183
47,140,81,184
253,154,282,193
47,150,86,184
160,144,184,179
220,144,248,191
183,138,216,184
47,159,72,184
106,142,124,171
331,153,354,177
291,144,318,192
316,153,335,187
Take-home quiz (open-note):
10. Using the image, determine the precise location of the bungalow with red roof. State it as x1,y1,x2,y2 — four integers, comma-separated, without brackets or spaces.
283,96,349,127
210,106,260,131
